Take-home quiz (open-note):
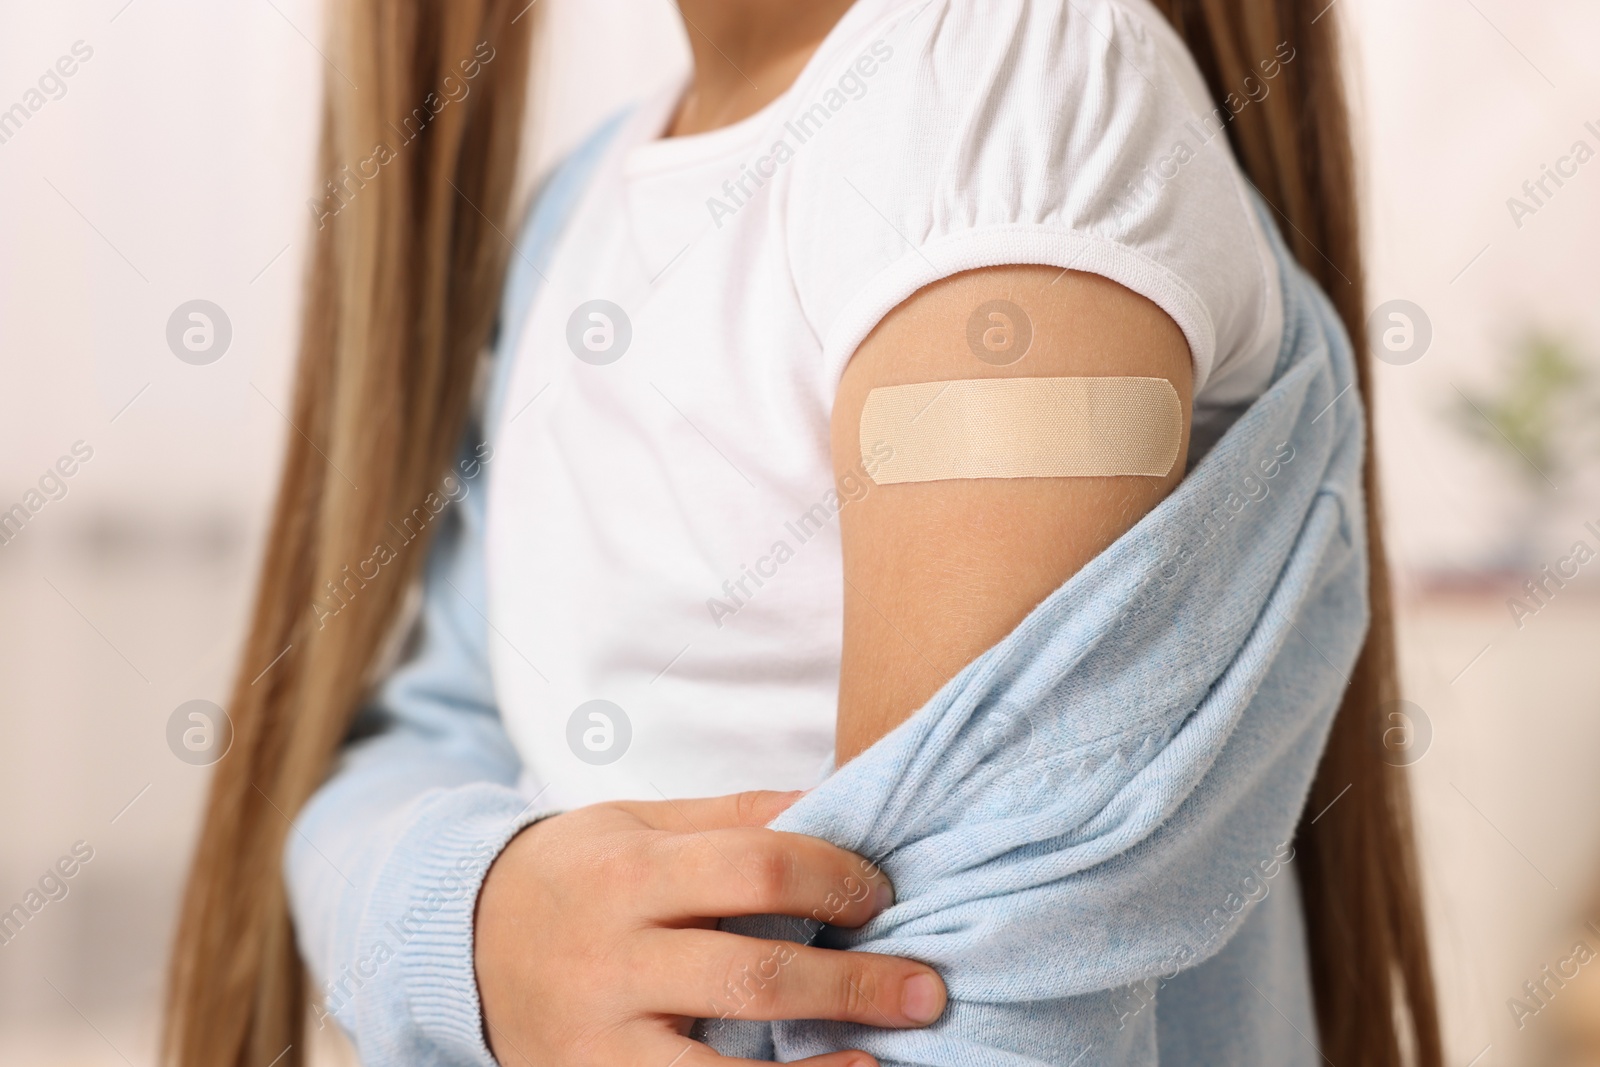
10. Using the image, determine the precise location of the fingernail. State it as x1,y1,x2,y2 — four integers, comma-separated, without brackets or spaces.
873,883,894,915
901,972,943,1024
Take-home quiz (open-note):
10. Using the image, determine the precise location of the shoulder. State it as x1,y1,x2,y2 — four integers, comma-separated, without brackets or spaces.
785,0,1198,186
779,0,1282,400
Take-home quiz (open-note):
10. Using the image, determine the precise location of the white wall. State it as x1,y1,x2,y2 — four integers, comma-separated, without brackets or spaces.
1351,0,1600,573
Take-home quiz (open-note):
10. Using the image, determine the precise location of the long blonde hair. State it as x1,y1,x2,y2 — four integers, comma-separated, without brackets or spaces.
164,2,1440,1064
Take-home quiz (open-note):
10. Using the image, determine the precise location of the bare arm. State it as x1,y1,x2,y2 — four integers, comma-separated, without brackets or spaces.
831,265,1194,763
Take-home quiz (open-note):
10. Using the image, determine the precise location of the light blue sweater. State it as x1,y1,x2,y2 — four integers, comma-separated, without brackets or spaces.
287,113,1354,1066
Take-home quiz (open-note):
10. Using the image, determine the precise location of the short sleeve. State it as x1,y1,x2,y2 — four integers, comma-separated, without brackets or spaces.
782,0,1282,402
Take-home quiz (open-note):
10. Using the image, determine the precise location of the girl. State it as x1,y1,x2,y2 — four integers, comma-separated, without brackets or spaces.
165,1,1441,1064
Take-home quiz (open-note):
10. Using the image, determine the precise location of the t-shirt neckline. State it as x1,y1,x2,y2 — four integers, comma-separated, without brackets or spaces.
624,0,903,177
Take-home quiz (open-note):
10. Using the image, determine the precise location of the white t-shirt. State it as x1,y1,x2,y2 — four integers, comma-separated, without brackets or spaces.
486,0,1283,809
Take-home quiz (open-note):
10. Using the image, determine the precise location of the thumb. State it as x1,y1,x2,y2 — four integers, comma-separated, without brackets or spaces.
630,789,806,833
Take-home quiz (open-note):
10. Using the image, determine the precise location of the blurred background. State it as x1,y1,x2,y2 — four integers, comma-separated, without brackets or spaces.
1,0,1597,1064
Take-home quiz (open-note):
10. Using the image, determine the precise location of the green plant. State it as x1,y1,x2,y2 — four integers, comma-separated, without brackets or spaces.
1451,331,1599,491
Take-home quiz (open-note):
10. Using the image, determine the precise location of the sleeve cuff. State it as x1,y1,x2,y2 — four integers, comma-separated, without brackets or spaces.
365,784,560,1064
819,224,1218,398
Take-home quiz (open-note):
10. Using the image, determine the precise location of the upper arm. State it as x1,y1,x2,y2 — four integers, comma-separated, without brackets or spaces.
830,264,1193,763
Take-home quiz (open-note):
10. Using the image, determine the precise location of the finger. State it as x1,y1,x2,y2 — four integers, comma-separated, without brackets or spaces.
646,1035,876,1067
635,929,947,1028
618,789,807,833
645,828,892,928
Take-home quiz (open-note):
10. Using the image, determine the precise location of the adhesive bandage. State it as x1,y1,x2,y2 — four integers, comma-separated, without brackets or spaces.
859,376,1182,484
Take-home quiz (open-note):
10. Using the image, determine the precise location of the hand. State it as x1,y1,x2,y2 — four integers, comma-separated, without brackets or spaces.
475,789,946,1067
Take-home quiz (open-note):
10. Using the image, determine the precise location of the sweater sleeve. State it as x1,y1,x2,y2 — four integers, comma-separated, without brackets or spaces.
283,438,559,1065
282,112,626,1065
